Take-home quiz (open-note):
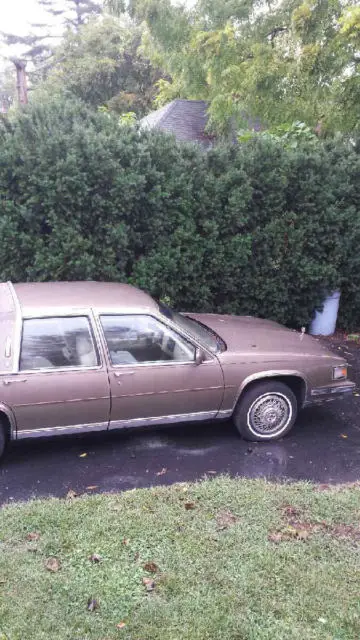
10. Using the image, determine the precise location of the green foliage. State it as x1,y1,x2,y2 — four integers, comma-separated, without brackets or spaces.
0,66,16,112
238,121,319,148
108,0,360,136
0,98,359,329
33,16,162,116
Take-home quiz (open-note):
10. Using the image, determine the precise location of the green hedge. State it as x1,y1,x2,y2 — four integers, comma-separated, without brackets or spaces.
0,99,359,329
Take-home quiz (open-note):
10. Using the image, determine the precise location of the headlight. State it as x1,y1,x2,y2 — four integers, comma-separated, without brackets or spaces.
333,365,348,380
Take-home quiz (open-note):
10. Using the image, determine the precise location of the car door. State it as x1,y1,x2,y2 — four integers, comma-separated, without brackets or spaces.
5,314,110,436
99,314,224,428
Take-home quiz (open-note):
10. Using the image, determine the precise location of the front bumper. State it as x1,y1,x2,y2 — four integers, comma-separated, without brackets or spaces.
305,381,356,406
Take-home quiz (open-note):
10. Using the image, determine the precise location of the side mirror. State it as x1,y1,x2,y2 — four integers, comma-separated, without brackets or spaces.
195,347,206,365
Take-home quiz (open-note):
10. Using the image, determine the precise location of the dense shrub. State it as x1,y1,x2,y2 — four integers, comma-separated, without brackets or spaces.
0,99,359,329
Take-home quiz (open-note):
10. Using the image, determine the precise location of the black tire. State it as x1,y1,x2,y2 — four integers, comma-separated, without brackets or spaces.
0,422,6,461
233,381,297,442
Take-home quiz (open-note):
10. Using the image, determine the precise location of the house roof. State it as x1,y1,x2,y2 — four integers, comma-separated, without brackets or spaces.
140,100,214,147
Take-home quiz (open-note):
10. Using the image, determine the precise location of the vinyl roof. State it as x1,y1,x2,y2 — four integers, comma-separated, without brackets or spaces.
12,282,158,315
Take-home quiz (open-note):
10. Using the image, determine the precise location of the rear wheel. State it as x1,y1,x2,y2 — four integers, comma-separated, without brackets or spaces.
233,381,297,442
0,422,6,461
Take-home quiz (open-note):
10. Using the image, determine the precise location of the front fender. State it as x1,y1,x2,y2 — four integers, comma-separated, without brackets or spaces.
232,370,308,412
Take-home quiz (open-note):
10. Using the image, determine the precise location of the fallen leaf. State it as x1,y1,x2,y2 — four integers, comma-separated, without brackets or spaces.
45,557,61,572
87,597,99,612
216,510,238,530
79,453,88,458
144,561,159,573
340,433,348,439
123,538,130,546
26,532,40,542
89,553,102,563
282,505,301,518
268,527,310,543
142,577,155,592
268,532,283,544
296,529,310,541
156,467,167,476
86,485,98,491
316,483,330,492
65,489,78,500
116,622,127,629
318,617,327,624
184,502,196,510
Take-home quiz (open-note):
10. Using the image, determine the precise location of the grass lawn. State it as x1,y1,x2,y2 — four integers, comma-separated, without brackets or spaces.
1,477,360,640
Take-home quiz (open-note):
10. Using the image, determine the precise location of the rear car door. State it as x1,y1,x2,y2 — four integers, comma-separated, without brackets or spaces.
4,314,110,437
99,314,224,428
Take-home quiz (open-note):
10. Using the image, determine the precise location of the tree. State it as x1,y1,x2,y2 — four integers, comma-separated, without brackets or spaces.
38,0,103,31
107,0,360,136
1,0,104,90
33,16,163,116
0,65,17,112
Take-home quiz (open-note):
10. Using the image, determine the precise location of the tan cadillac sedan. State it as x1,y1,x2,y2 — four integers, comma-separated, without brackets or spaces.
0,281,355,459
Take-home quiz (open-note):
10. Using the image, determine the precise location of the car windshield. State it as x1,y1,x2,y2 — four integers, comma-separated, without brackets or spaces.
158,303,225,354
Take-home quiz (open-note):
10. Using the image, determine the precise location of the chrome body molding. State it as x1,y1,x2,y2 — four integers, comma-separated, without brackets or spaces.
311,383,355,396
13,395,109,409
304,382,356,406
15,410,229,440
109,410,219,430
216,409,233,419
17,421,109,439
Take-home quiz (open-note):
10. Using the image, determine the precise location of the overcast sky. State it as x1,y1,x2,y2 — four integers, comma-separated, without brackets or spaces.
0,0,195,66
0,0,58,64
1,0,49,37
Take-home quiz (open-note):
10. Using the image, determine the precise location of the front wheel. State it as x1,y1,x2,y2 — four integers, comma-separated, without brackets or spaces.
233,381,297,442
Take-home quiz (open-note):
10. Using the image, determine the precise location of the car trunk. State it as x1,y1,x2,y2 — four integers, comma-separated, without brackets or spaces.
0,283,16,373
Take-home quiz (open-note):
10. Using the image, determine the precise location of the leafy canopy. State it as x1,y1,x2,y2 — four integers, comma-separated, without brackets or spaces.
33,16,163,116
107,0,360,135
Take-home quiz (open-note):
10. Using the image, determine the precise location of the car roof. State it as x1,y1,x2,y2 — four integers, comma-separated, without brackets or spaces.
12,282,158,315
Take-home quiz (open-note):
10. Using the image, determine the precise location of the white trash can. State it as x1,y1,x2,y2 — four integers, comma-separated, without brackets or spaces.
309,290,341,336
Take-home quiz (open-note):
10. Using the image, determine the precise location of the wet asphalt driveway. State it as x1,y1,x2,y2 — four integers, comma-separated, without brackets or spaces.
1,336,360,504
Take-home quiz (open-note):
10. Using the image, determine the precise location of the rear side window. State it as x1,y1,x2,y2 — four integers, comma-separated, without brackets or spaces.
20,316,99,371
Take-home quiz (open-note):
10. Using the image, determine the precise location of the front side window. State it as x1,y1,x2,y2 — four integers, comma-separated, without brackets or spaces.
100,315,196,366
20,316,99,371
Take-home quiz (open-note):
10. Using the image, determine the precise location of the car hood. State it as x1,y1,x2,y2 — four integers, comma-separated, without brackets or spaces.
187,313,340,360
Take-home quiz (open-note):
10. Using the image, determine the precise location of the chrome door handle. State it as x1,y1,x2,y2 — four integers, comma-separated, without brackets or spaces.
3,379,27,386
114,371,135,377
